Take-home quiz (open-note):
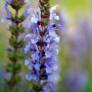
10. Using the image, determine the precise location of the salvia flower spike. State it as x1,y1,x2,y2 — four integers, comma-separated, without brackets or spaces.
24,0,63,92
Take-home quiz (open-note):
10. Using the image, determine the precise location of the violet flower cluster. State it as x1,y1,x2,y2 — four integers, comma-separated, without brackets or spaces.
24,7,63,92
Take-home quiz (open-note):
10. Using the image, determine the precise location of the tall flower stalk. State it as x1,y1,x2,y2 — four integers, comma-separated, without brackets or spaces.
24,0,62,92
4,0,26,91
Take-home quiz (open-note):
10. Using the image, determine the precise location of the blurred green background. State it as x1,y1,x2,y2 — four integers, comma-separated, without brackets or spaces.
0,0,92,92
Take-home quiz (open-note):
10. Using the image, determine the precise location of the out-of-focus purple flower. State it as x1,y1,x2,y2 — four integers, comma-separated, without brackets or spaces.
6,22,12,30
4,0,12,18
64,70,87,92
5,0,12,4
1,0,13,23
1,16,11,23
4,72,12,81
24,7,31,17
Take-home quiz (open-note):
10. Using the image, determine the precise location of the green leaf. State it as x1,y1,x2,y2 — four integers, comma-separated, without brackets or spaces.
9,35,17,47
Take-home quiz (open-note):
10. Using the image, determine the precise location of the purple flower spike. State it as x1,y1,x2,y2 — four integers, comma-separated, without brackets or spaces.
24,12,62,91
24,1,64,92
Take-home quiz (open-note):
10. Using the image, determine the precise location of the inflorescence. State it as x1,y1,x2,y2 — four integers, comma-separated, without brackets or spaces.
24,0,63,92
4,0,27,90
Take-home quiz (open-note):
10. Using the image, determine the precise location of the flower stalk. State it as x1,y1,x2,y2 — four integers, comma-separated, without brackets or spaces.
24,0,61,92
4,0,26,91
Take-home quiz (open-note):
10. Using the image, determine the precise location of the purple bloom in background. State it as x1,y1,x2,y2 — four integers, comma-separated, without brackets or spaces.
64,69,87,92
4,0,12,19
1,0,12,23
